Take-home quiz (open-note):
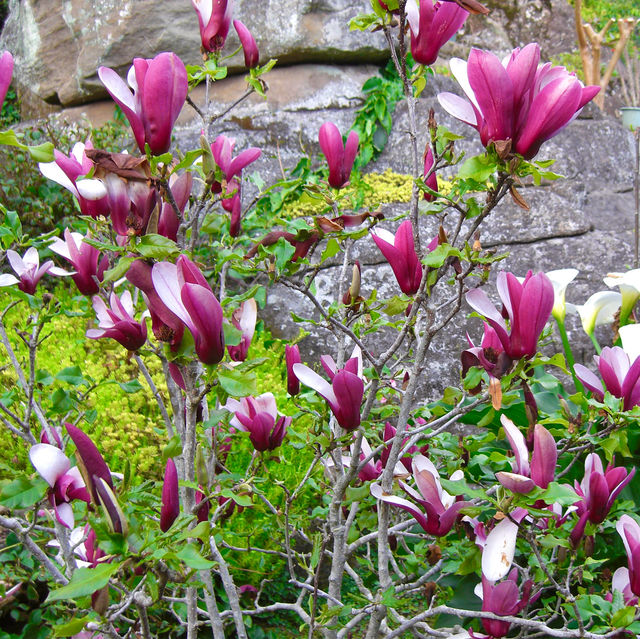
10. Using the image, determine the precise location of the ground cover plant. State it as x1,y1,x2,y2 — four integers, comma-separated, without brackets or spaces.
2,0,640,637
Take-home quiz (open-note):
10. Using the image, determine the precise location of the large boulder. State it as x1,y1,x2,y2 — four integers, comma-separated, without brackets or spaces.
1,0,388,108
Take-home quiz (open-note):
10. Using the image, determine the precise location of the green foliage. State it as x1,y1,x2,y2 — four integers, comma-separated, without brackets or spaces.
571,0,640,46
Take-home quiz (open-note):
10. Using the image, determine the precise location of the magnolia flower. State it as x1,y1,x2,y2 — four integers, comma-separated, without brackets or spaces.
570,453,635,544
423,147,439,201
99,52,188,155
620,323,640,364
481,508,528,582
160,459,180,532
466,270,554,360
29,443,90,528
546,268,578,322
86,291,147,351
495,416,557,494
604,269,640,322
461,321,511,381
406,0,468,67
192,0,233,52
610,567,639,606
371,220,427,296
0,51,13,109
475,568,534,638
617,514,640,597
567,290,621,337
152,256,225,365
224,393,290,452
575,346,640,410
379,421,429,474
227,299,257,362
293,349,364,431
233,20,259,68
48,229,109,296
318,122,359,189
438,43,599,159
49,525,106,569
0,248,67,295
102,173,158,237
285,344,301,396
159,171,192,241
39,141,109,218
370,454,468,536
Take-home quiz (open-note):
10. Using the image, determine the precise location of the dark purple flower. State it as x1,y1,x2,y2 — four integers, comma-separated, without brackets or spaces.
49,229,109,296
86,291,147,351
479,569,533,638
159,171,192,241
406,0,468,67
423,147,439,201
227,299,257,362
99,53,188,155
466,270,554,360
152,256,225,365
102,173,158,238
160,458,180,532
192,0,233,52
293,350,364,431
438,43,600,160
617,515,640,597
0,248,67,295
224,393,290,452
285,344,301,396
371,454,468,536
318,122,359,189
0,51,13,109
233,20,259,68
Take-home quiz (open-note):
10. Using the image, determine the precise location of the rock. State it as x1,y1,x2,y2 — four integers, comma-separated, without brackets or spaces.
1,0,388,109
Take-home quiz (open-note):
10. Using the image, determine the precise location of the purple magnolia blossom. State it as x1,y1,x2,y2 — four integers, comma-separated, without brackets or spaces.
285,344,301,396
474,569,533,638
224,393,290,452
617,515,640,597
48,229,109,296
610,567,639,606
406,0,469,67
210,134,261,237
480,508,528,582
98,52,188,155
570,454,635,544
102,173,158,238
86,291,147,351
227,298,257,362
495,416,556,494
29,443,90,528
159,171,192,241
0,248,67,295
318,122,359,189
192,0,233,52
160,458,180,532
39,141,109,218
152,256,225,365
438,43,600,159
466,270,554,360
293,349,364,431
126,259,184,346
575,346,640,411
461,322,512,380
233,20,259,68
370,454,469,536
0,51,13,109
423,146,439,201
379,421,428,473
371,221,429,296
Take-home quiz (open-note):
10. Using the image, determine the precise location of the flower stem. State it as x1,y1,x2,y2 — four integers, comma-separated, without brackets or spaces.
556,318,584,393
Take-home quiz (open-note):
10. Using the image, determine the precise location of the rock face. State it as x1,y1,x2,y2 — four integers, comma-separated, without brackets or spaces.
1,0,388,108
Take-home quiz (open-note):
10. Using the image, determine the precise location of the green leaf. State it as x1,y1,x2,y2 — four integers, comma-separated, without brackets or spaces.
162,435,183,462
27,142,55,163
422,244,463,268
440,477,486,500
0,129,26,149
176,520,211,543
102,257,135,283
0,476,48,508
458,155,498,182
55,366,87,386
136,234,180,260
118,379,144,394
273,237,296,271
223,322,242,346
611,606,636,628
172,149,203,172
538,482,579,506
321,238,341,261
176,544,216,570
46,563,120,602
218,368,257,397
53,616,90,637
